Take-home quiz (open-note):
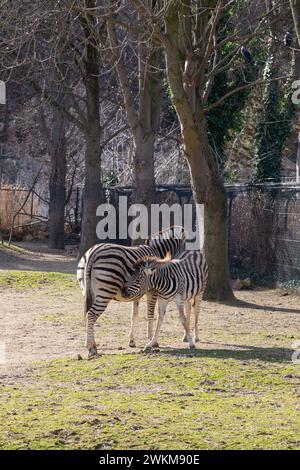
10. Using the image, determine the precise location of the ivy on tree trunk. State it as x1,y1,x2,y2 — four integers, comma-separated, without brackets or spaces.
253,55,295,182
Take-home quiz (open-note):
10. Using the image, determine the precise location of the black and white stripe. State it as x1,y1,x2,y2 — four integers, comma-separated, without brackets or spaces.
77,226,186,358
122,250,208,349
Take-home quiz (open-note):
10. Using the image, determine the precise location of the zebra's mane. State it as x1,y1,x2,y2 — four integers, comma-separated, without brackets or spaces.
133,252,172,269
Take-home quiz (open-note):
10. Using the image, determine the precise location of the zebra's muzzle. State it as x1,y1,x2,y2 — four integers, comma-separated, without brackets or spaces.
121,286,131,298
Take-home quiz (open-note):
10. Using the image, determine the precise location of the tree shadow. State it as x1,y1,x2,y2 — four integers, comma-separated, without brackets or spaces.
145,342,295,364
222,297,300,315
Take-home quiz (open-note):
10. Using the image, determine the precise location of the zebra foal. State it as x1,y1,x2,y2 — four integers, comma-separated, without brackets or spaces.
77,226,186,358
122,250,208,350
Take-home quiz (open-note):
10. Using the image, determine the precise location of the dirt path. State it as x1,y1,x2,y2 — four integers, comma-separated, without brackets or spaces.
0,289,83,381
0,241,77,273
1,285,300,381
0,241,78,382
1,242,300,384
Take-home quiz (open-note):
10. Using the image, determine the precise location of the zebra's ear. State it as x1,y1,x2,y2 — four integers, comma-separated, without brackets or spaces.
141,260,157,276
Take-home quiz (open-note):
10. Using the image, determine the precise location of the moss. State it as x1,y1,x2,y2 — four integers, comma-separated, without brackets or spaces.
0,270,76,291
1,352,299,450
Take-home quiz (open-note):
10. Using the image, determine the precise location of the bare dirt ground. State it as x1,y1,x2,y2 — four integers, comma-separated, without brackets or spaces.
1,241,300,384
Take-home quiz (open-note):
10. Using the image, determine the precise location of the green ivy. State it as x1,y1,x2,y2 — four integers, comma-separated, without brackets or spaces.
206,14,258,171
102,169,118,188
253,57,295,182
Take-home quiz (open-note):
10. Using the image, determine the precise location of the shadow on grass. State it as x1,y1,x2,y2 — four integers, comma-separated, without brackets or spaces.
222,297,300,315
141,343,295,364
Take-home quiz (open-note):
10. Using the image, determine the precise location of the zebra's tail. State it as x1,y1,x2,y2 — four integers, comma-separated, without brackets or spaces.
83,255,93,324
84,289,93,324
77,249,94,324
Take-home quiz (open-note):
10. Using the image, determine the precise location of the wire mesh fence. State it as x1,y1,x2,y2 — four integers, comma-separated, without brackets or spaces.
103,182,300,282
227,183,300,282
1,181,299,282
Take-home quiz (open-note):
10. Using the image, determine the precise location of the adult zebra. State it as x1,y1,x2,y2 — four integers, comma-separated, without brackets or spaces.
77,226,186,358
122,250,208,350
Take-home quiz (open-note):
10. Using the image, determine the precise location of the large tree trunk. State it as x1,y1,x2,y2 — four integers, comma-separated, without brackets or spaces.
132,131,155,206
165,48,233,298
204,182,232,300
131,45,161,211
130,131,156,244
79,88,103,257
184,124,233,300
288,0,300,182
48,110,66,250
79,3,103,257
163,9,234,301
105,8,161,238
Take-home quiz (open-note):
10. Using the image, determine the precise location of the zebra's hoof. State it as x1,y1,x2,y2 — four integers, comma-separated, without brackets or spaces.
88,352,100,360
151,342,159,348
189,344,196,350
128,340,136,348
88,346,100,360
195,337,200,343
182,334,188,342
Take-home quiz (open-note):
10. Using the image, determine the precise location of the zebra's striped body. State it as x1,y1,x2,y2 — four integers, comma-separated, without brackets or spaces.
77,227,186,358
122,250,208,349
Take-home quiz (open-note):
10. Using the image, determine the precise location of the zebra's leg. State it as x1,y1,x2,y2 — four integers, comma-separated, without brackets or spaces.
85,296,111,359
144,300,167,350
85,311,98,358
194,295,202,343
146,291,158,345
182,300,191,342
177,302,195,349
128,300,139,347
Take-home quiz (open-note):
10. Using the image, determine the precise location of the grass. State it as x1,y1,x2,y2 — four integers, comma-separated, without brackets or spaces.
0,270,76,290
1,352,300,450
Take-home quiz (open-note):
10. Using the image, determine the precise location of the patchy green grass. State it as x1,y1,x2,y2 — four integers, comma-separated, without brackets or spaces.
1,351,300,450
0,270,76,291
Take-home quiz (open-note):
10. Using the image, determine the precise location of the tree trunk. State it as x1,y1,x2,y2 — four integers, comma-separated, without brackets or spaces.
132,131,155,206
204,182,232,300
105,9,161,237
287,0,300,182
79,6,103,257
184,125,233,300
163,10,234,301
79,103,103,257
132,46,162,233
130,131,156,244
48,110,66,250
132,45,162,239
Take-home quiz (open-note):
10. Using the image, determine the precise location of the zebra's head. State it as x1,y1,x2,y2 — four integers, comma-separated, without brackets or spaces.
122,253,172,299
